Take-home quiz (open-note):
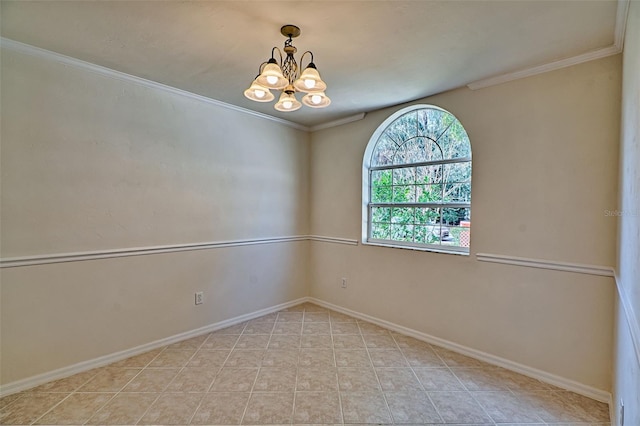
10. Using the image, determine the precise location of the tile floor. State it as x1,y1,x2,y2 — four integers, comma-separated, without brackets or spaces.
0,302,610,425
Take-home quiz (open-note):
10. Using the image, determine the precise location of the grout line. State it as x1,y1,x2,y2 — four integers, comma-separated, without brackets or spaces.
328,310,346,425
5,302,609,425
358,320,395,424
172,333,222,425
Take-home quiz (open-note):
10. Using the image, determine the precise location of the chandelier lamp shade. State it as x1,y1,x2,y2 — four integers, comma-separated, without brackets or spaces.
244,25,330,112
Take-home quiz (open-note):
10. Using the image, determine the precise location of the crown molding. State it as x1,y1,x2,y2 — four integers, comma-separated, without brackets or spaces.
0,37,310,132
468,0,629,90
309,113,366,132
614,0,630,50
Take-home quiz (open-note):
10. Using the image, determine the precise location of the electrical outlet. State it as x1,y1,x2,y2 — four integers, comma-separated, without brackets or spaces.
341,277,347,288
620,399,624,426
195,291,204,305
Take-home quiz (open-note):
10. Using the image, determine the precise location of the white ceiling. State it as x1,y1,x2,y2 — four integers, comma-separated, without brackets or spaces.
0,1,623,128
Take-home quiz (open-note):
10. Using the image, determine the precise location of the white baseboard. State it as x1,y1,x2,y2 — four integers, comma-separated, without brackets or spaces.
2,294,612,405
0,297,310,398
309,297,612,403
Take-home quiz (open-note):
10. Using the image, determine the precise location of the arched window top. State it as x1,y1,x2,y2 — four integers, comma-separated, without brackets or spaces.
370,105,471,167
363,105,472,254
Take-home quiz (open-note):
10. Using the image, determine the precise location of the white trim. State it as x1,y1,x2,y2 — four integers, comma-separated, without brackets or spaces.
0,37,309,132
0,297,311,397
476,253,615,277
307,235,358,245
0,235,360,268
615,272,640,369
309,113,366,132
468,0,629,90
308,297,612,403
0,236,308,268
614,0,630,50
467,45,621,90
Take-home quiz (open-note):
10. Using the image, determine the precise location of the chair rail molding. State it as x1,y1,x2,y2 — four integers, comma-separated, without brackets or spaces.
476,253,615,277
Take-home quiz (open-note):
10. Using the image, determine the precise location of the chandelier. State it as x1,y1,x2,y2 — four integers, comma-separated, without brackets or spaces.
244,25,330,112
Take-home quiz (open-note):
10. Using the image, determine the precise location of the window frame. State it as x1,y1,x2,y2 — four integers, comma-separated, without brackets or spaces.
362,104,472,255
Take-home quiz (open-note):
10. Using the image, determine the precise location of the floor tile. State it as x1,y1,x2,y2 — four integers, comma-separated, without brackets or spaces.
235,334,270,349
385,391,442,423
253,367,297,391
242,392,294,424
209,367,258,392
165,367,217,392
0,393,69,425
107,349,164,369
0,392,23,410
477,390,550,423
299,348,335,367
338,367,380,391
340,391,392,423
268,334,301,349
277,312,304,322
34,392,113,425
293,391,342,424
261,349,299,367
188,349,230,368
303,322,331,335
432,347,487,367
329,311,357,323
273,321,303,334
363,333,398,349
428,391,493,424
224,350,265,367
191,392,250,425
331,322,361,334
413,367,466,391
304,312,330,322
30,369,98,393
391,333,434,350
358,321,391,335
121,368,179,392
369,349,409,367
332,334,365,349
78,368,141,392
148,349,194,368
138,392,204,425
201,334,240,349
301,334,333,348
212,323,247,335
86,392,159,425
451,367,511,391
375,367,423,391
334,349,372,367
166,334,208,350
402,346,446,367
242,322,275,335
296,366,339,391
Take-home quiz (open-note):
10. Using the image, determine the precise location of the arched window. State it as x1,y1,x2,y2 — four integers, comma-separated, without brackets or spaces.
362,105,472,254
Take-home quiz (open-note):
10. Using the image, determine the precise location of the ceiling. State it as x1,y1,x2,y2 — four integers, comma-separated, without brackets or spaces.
0,1,622,128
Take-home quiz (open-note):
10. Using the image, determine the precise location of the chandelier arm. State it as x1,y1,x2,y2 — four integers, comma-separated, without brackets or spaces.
257,61,269,76
299,51,315,69
271,47,284,66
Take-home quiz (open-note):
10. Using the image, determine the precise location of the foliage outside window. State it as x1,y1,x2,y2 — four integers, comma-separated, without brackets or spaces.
363,105,472,253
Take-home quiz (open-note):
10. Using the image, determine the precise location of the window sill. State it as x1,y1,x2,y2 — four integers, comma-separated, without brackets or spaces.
363,239,470,256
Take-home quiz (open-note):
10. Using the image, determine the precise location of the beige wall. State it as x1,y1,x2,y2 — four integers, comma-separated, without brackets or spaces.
613,1,640,424
0,36,625,396
309,55,620,391
0,47,310,384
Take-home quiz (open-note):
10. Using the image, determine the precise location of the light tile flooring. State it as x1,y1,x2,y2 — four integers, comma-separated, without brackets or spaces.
1,302,610,425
